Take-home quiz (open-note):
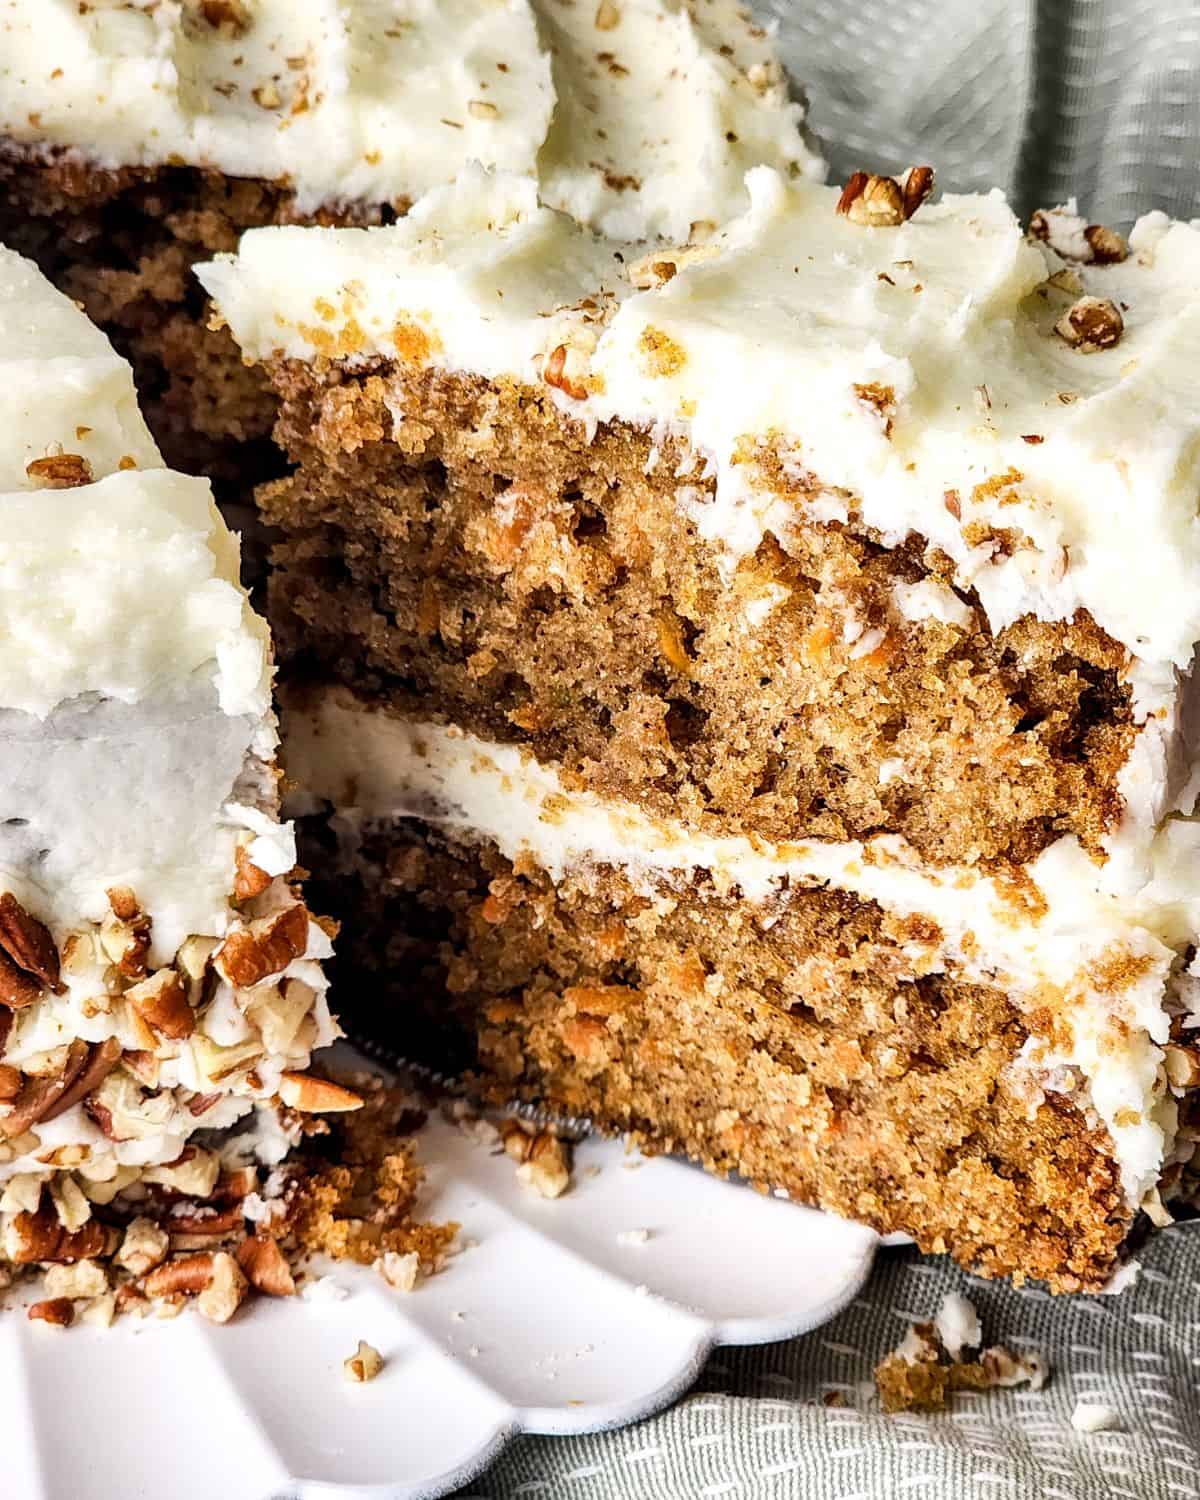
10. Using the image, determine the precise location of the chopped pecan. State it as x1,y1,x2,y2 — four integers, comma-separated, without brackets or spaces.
236,1234,296,1297
0,951,42,1009
214,903,309,988
115,1217,169,1277
213,1166,259,1203
902,165,935,219
0,1038,90,1137
839,168,933,226
0,1064,20,1101
541,344,589,401
106,886,139,922
838,172,903,226
1083,223,1128,263
194,0,251,35
0,892,62,993
100,895,151,979
277,1072,364,1113
4,1203,118,1264
121,1050,161,1090
166,1203,246,1240
234,845,272,901
1054,295,1123,352
27,1298,74,1327
344,1340,384,1383
186,1091,222,1117
142,1252,215,1298
197,1251,249,1324
25,453,93,489
39,1039,122,1126
125,969,194,1041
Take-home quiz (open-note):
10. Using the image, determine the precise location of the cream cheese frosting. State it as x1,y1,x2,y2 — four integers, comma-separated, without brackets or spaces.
0,242,340,1209
0,244,278,957
282,687,1199,1205
0,0,818,237
198,166,1200,674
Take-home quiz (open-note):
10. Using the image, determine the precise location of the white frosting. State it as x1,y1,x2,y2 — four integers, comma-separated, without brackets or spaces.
282,687,1200,1204
0,0,818,235
0,245,285,959
0,247,339,1216
201,167,1200,672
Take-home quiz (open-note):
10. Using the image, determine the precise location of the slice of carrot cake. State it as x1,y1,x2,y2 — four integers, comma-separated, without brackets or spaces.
198,166,1200,1290
0,0,819,487
0,243,358,1309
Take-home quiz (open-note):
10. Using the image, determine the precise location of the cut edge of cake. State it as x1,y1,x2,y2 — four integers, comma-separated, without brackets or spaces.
196,163,1200,1290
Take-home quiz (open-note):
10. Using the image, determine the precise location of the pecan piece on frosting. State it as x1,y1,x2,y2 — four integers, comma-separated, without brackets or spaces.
24,453,94,489
39,1038,123,1126
1054,295,1124,352
0,952,43,1009
0,1038,90,1137
0,892,63,994
233,845,272,902
214,903,310,988
838,167,935,226
101,889,152,979
541,343,589,401
125,969,195,1041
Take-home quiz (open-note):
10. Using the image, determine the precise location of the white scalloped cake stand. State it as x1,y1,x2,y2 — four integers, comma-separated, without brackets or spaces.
2,1065,880,1500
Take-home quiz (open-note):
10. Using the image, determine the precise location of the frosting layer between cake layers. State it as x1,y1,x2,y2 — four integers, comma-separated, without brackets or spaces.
0,0,819,237
0,245,338,1202
281,687,1196,1210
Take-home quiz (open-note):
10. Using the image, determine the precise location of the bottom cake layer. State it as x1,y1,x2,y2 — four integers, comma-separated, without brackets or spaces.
300,816,1134,1292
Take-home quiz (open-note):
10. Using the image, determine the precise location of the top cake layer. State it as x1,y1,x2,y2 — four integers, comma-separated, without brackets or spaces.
200,167,1200,677
0,0,819,238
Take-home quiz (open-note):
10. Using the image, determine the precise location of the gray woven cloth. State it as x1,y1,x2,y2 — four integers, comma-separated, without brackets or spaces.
457,4,1200,1493
461,1227,1200,1499
771,0,1200,225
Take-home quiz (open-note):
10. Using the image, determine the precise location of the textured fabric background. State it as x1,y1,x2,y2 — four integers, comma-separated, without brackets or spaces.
460,1227,1200,1499
771,0,1200,225
458,4,1200,1494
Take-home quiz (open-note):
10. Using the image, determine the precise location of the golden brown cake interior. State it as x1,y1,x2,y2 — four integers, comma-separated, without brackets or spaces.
300,816,1130,1292
263,359,1132,869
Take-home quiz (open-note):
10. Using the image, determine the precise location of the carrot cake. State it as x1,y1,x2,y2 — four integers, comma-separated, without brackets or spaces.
0,243,360,1312
0,0,819,487
198,168,1200,1292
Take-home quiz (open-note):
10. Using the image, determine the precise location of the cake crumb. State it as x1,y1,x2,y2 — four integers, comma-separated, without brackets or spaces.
344,1340,384,1383
1071,1401,1119,1433
501,1122,573,1198
616,1228,650,1247
874,1293,1048,1413
301,1276,349,1304
376,1250,420,1292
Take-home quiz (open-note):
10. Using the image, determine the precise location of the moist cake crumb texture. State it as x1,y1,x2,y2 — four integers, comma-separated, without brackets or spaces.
198,164,1200,1292
9,0,1200,1299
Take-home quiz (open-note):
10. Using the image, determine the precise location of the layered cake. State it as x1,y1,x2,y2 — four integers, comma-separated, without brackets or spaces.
199,169,1200,1291
0,0,818,486
0,244,362,1317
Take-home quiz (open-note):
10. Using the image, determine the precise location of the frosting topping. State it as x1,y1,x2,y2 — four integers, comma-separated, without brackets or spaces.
0,0,819,234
